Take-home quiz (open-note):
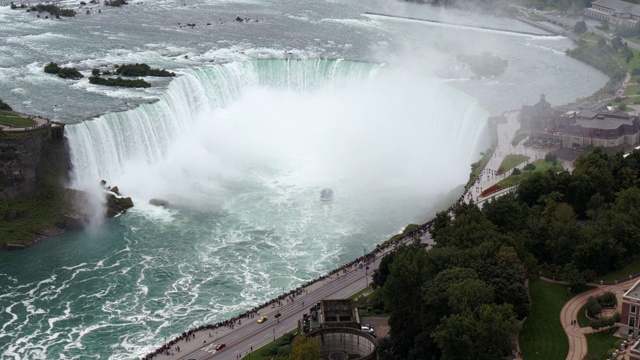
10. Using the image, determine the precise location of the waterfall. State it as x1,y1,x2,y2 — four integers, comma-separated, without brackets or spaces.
65,59,489,204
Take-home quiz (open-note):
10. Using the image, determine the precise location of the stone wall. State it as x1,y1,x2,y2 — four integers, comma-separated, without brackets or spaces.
0,123,70,200
308,327,376,360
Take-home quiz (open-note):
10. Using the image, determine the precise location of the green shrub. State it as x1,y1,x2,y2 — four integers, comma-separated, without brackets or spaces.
587,297,602,317
619,103,627,111
512,168,521,176
598,292,617,307
277,345,292,356
92,68,100,76
524,163,536,171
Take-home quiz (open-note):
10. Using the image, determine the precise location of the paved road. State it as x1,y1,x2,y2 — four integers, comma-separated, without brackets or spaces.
149,238,411,360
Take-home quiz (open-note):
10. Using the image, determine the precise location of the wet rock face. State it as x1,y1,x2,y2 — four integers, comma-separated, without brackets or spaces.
106,193,134,217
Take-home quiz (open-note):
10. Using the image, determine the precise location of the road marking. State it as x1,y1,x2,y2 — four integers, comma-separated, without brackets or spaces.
202,343,217,354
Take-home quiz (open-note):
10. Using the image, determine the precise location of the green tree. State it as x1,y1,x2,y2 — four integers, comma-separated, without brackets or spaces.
432,303,518,360
517,171,556,206
284,336,321,360
574,20,587,34
573,148,616,202
372,251,395,289
446,278,494,313
382,240,430,356
482,192,528,233
430,210,451,239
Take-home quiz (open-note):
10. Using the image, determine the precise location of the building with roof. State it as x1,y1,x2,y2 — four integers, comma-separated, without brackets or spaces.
520,94,555,132
298,299,377,360
622,280,640,336
562,111,640,148
585,0,640,28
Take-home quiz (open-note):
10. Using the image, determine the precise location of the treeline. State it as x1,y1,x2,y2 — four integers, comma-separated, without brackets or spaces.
525,0,594,11
0,99,12,111
10,2,76,17
115,63,175,77
42,61,171,88
566,37,629,95
88,76,151,88
370,147,640,359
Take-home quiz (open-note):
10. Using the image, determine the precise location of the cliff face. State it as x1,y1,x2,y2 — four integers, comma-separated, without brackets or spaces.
0,124,70,200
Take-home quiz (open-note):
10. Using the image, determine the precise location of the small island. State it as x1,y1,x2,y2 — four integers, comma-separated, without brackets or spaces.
44,62,83,80
114,63,176,77
457,52,508,78
88,75,151,88
11,2,76,18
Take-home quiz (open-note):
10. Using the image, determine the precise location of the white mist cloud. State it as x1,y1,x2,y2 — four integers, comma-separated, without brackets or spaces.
112,63,488,208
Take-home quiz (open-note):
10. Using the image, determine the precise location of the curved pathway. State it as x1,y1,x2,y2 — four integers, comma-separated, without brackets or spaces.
559,278,639,360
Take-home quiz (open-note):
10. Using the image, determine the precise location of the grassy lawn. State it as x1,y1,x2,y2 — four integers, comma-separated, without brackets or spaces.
348,285,372,300
0,111,36,128
616,47,640,73
520,280,572,360
498,154,527,172
496,159,564,188
585,327,624,360
623,84,640,96
577,302,591,328
594,257,640,282
521,280,597,360
580,31,601,42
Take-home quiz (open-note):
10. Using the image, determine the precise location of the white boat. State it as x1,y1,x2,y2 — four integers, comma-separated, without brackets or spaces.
320,188,334,203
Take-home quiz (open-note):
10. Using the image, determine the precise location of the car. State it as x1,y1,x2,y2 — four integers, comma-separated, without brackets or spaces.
215,343,226,350
257,316,268,324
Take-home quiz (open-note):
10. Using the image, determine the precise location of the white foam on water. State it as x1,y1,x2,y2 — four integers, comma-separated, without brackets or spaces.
319,17,390,32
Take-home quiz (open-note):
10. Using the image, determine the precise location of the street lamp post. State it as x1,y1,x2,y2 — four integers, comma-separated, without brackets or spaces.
273,327,276,341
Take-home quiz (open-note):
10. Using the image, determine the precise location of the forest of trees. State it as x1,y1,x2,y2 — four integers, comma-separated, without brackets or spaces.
369,148,640,359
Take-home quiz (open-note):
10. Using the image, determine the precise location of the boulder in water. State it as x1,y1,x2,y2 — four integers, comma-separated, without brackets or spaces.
106,194,134,217
149,198,169,207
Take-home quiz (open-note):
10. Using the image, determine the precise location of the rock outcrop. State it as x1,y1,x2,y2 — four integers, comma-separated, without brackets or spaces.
106,193,134,217
149,198,169,207
0,122,70,200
